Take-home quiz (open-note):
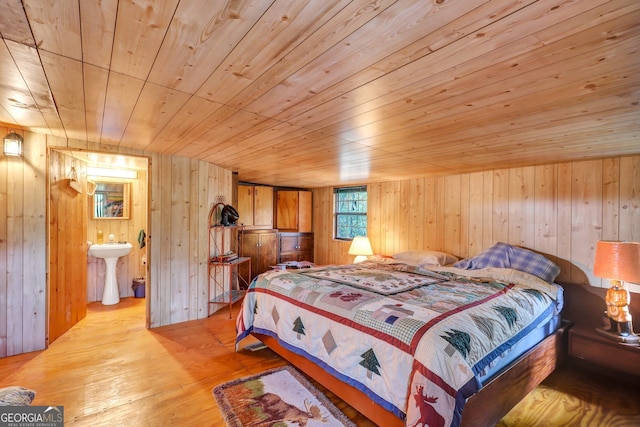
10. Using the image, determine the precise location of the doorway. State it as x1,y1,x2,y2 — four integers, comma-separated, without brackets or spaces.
48,149,149,344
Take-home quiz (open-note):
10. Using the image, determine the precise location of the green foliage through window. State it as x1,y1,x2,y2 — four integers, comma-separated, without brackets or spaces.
334,186,367,240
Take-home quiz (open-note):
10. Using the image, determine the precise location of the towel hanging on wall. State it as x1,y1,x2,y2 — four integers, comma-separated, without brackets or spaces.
138,229,146,249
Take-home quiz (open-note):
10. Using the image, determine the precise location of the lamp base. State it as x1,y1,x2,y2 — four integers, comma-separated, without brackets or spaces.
595,327,640,345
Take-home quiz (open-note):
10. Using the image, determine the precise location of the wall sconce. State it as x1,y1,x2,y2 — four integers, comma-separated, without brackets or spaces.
3,130,23,156
593,240,640,344
348,236,373,263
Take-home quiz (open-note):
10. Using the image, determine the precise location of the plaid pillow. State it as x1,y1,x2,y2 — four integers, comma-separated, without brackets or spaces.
454,242,560,283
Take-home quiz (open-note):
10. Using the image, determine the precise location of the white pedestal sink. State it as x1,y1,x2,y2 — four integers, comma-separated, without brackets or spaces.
88,243,133,305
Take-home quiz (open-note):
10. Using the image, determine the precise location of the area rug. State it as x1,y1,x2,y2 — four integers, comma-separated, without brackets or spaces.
213,366,356,426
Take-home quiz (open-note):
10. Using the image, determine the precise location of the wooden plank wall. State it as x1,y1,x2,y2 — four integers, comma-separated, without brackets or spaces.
147,154,233,327
313,155,640,294
0,126,47,357
0,129,232,357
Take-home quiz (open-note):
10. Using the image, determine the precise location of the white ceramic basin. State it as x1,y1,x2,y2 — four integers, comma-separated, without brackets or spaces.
89,243,132,258
89,243,132,305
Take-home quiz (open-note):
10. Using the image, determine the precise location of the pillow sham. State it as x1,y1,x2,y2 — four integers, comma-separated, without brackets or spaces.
453,242,560,283
392,250,459,266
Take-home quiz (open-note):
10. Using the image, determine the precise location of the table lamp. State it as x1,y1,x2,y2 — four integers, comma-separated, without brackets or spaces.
593,240,640,344
349,236,373,263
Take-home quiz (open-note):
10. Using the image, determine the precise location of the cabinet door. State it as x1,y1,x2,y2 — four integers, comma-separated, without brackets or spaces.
295,233,314,262
297,191,312,232
237,185,254,226
253,186,274,227
241,232,260,280
278,233,314,263
257,232,278,276
279,234,299,254
276,191,299,230
298,233,313,252
241,231,278,280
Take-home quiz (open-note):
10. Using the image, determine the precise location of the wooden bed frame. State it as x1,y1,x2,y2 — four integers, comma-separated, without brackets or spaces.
252,323,567,427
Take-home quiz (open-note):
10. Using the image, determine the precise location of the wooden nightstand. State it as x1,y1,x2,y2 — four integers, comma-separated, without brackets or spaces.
568,324,640,377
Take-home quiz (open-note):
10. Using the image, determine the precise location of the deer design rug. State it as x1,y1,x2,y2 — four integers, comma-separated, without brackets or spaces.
213,366,355,427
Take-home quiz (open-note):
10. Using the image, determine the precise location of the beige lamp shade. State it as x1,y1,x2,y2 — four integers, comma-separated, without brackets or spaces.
593,241,640,284
349,236,373,263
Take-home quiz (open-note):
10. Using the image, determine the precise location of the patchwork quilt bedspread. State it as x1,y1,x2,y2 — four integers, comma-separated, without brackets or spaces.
236,260,562,427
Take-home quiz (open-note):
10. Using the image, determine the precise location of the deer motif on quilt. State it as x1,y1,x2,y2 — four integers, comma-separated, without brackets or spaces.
410,384,445,427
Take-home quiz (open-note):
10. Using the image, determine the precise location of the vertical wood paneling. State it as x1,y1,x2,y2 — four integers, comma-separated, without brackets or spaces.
397,181,410,253
443,175,462,257
170,157,189,323
481,170,494,252
468,172,484,257
0,127,7,357
158,155,172,326
23,133,46,352
408,178,425,251
381,182,397,256
368,183,382,255
195,162,209,318
601,157,620,242
148,152,161,327
508,167,535,247
619,156,639,241
570,160,602,286
188,159,199,320
458,174,470,260
424,177,438,250
312,155,639,295
534,164,558,263
434,177,446,250
492,169,509,243
555,163,572,285
7,141,25,355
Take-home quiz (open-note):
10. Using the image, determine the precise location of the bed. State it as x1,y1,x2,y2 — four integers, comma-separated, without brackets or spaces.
236,243,565,427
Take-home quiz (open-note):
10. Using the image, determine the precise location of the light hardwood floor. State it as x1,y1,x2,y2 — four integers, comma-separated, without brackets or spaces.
1,298,638,426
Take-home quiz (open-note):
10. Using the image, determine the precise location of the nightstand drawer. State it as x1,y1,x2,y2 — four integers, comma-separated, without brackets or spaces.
569,327,640,377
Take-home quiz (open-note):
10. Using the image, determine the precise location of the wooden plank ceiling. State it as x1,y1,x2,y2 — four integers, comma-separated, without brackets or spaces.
0,0,638,188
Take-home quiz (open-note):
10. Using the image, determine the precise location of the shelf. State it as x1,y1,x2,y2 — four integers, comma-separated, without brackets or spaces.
210,289,246,305
208,224,250,319
210,256,251,266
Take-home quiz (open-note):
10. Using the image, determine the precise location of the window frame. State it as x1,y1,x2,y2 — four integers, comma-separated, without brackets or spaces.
333,186,368,241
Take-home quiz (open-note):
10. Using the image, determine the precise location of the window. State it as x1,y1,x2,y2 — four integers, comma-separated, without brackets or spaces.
334,186,367,240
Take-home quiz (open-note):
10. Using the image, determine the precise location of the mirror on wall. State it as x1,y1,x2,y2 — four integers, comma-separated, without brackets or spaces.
92,182,130,219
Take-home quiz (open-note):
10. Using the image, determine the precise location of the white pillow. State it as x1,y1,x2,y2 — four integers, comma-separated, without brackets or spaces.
392,250,459,266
